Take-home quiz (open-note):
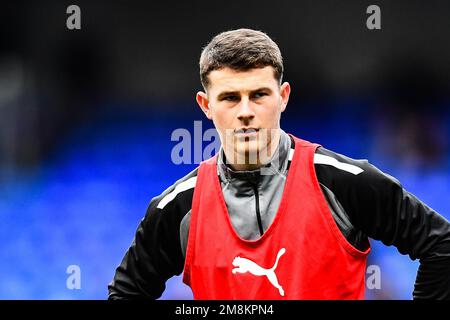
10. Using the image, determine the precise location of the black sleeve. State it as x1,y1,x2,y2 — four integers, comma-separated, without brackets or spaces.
108,172,195,300
315,147,450,300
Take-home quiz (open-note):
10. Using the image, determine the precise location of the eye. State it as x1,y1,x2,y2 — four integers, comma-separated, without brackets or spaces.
253,92,268,99
222,95,239,102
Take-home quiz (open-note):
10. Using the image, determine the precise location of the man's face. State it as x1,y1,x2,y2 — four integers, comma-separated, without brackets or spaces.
196,66,290,168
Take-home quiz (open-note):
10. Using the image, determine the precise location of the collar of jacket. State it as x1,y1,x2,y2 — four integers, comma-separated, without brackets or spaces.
217,129,291,185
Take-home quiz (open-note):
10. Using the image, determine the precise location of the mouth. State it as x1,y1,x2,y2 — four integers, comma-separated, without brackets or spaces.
234,128,260,137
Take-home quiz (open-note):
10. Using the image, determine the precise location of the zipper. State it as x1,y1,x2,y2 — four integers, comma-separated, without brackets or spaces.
252,184,264,236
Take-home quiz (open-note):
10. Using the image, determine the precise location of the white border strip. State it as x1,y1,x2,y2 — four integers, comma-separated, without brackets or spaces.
314,154,364,175
157,176,197,209
288,148,295,161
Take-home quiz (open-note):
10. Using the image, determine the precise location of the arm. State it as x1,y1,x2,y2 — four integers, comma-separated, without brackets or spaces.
315,147,450,299
108,170,196,300
107,197,183,299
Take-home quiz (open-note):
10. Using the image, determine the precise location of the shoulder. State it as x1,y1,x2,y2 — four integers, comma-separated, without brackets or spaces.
312,146,404,212
154,167,198,210
314,147,369,176
314,146,401,187
143,167,198,227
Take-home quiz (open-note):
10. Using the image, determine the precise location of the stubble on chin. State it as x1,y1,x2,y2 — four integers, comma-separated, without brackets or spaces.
227,130,275,168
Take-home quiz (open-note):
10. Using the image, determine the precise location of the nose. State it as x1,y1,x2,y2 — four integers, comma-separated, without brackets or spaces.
236,98,255,123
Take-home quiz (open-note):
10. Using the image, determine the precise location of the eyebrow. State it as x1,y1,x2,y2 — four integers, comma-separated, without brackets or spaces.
216,87,273,100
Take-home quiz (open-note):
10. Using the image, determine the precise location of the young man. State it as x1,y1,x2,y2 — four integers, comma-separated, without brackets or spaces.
108,29,450,300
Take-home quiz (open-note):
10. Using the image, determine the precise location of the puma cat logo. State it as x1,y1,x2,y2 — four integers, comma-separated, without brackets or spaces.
231,248,286,296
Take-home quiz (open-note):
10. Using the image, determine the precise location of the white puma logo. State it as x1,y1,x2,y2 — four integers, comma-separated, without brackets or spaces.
231,248,286,296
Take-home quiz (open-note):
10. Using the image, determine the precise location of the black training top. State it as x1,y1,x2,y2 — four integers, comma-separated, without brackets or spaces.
108,132,450,300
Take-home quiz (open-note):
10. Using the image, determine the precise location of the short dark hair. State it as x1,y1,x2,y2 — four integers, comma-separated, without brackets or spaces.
199,28,284,90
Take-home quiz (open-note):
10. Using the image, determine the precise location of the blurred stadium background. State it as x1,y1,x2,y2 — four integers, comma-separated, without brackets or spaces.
1,0,450,299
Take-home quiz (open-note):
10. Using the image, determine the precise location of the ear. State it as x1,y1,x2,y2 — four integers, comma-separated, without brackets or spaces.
196,91,212,120
279,82,291,113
